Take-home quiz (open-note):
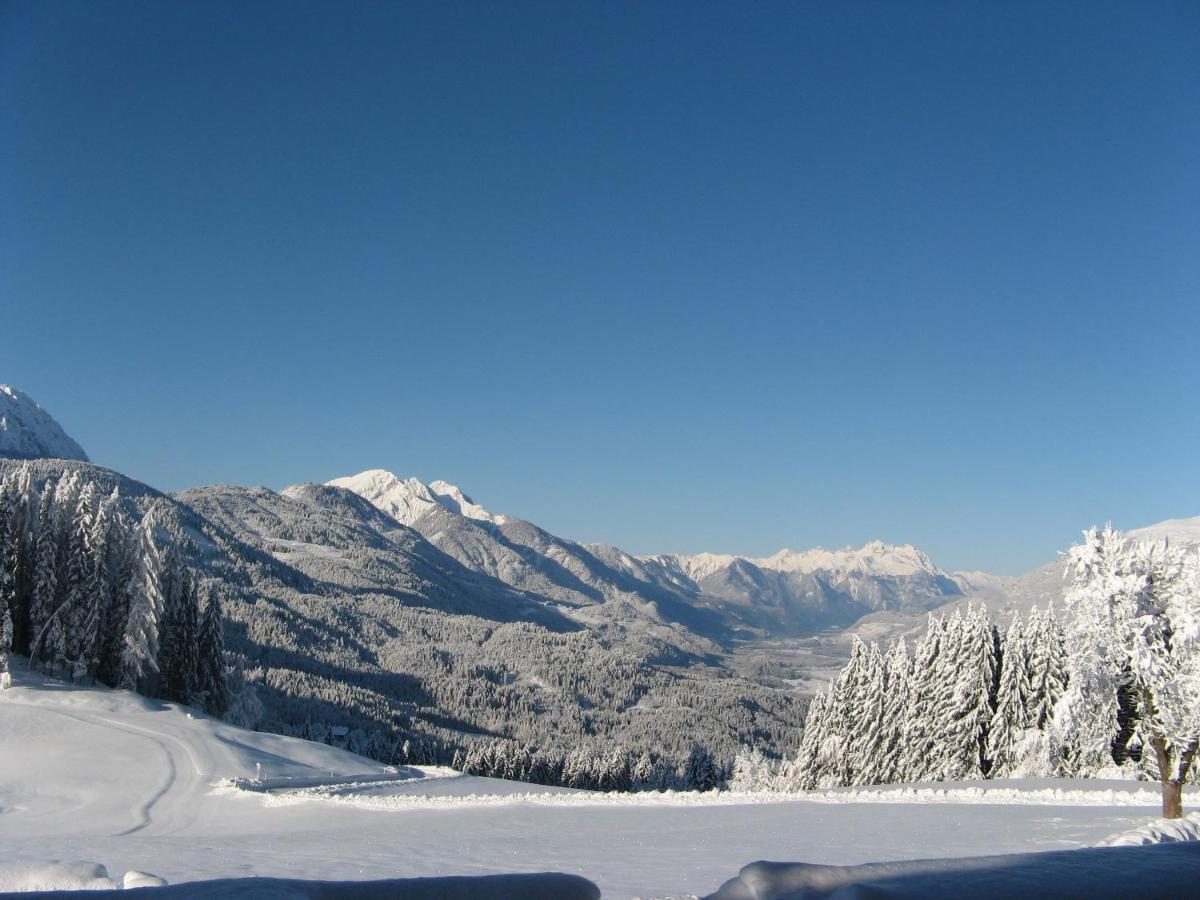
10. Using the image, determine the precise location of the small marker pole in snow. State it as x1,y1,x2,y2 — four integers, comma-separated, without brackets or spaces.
255,763,262,783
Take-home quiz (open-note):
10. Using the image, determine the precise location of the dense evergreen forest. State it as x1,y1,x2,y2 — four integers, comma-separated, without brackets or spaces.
0,464,228,714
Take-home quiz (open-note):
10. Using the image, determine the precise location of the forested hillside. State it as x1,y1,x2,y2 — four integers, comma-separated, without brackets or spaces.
0,458,807,789
176,478,807,786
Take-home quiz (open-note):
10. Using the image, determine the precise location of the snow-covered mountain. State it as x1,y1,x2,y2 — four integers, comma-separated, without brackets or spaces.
331,469,974,637
0,385,88,462
651,541,965,616
327,469,507,527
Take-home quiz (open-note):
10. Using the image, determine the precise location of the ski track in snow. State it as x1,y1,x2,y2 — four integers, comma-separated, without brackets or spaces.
1,699,206,837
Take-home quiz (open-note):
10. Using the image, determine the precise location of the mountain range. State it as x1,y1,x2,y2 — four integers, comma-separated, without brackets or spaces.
3,383,1197,767
324,468,975,639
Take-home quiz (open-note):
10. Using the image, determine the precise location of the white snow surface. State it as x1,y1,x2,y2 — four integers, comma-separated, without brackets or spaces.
1099,811,1200,846
1,667,1191,898
0,384,88,462
327,469,506,526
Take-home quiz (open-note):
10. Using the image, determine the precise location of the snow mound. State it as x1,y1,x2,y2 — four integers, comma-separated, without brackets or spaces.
1099,812,1200,846
706,842,1200,899
0,860,119,892
0,385,88,462
123,870,169,888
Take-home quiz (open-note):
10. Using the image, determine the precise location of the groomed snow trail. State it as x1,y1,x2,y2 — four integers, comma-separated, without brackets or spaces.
3,699,206,836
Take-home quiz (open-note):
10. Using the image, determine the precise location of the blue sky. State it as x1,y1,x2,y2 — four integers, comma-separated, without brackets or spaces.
3,1,1197,574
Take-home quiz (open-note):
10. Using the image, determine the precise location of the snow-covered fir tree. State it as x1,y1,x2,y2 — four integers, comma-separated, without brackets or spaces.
29,486,60,669
157,536,199,704
683,744,722,791
120,510,165,692
1055,526,1200,817
783,687,829,790
728,746,777,792
875,637,911,784
0,466,229,710
935,605,999,781
900,613,949,781
986,615,1032,778
195,587,231,717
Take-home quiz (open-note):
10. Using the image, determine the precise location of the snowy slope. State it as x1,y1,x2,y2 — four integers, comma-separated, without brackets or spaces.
0,668,1177,898
1128,515,1200,546
0,384,88,462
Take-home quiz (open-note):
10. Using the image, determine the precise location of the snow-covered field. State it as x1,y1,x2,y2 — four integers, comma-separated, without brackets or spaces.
0,667,1190,898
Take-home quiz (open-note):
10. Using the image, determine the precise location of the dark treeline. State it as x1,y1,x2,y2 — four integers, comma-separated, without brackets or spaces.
0,464,229,715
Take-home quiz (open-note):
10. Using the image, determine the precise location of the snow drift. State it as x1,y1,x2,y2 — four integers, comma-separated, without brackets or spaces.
706,842,1200,899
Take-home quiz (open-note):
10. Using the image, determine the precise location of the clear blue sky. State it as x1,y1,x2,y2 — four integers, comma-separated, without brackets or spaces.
3,1,1197,574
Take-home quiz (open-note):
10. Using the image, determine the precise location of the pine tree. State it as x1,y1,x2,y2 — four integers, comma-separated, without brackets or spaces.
120,513,165,692
1026,605,1066,731
1052,526,1129,778
1056,527,1200,817
900,614,949,781
83,490,119,681
729,746,775,792
157,541,199,704
986,615,1032,778
683,744,720,791
0,475,12,679
876,637,911,784
849,639,889,785
195,587,230,716
97,515,136,688
786,688,831,790
935,605,998,781
29,487,60,670
4,467,35,654
63,483,99,682
631,750,656,791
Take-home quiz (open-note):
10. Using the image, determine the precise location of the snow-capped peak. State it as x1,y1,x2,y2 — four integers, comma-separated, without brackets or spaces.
428,480,505,524
326,470,504,526
0,385,88,462
755,541,942,579
653,540,955,584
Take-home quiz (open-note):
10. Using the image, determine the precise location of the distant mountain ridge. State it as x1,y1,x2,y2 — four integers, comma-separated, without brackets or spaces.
328,469,971,637
0,385,88,462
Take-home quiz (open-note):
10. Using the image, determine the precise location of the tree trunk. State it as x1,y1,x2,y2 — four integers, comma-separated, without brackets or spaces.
1162,779,1183,819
